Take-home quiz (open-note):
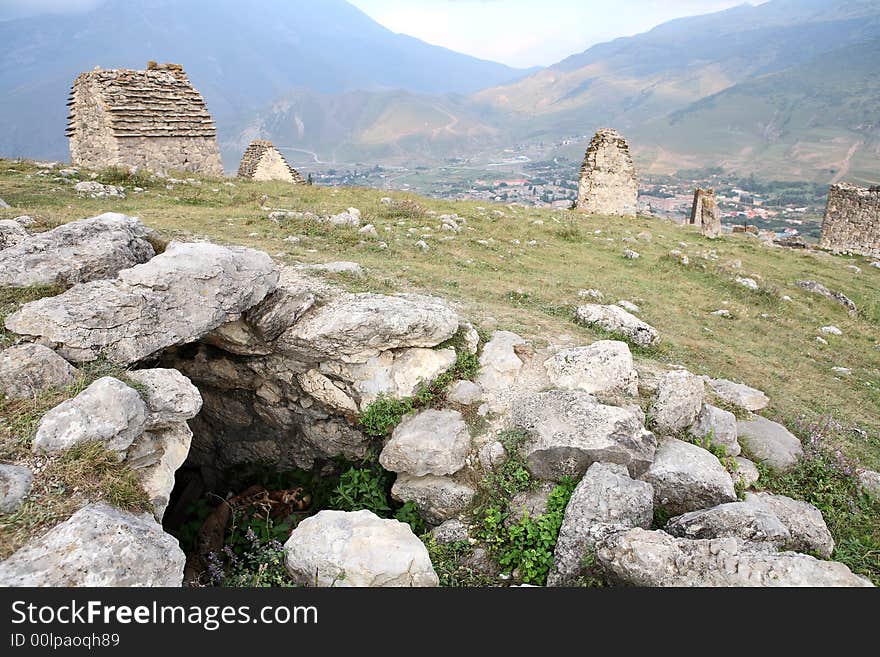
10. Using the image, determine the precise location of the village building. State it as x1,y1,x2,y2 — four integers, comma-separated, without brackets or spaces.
67,62,223,176
819,183,880,258
577,129,638,217
237,140,306,184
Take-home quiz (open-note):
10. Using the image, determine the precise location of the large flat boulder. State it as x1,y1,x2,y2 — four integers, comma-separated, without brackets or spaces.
595,528,871,587
283,510,438,587
575,304,660,347
0,214,157,288
548,463,653,587
6,241,279,364
510,390,657,480
544,341,638,396
274,293,459,363
0,504,185,586
736,416,804,472
640,438,737,515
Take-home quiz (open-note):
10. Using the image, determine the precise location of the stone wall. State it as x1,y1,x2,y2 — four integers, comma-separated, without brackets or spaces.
67,64,224,177
577,129,638,217
690,189,721,238
819,184,880,258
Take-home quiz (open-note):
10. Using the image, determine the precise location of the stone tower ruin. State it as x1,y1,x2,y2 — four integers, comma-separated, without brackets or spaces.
577,128,639,217
690,188,722,238
67,62,224,177
237,140,306,184
819,183,880,258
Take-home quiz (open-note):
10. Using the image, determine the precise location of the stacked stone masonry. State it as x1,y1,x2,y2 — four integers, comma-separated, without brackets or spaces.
577,129,639,217
819,183,880,258
238,140,306,184
67,62,223,176
690,188,721,238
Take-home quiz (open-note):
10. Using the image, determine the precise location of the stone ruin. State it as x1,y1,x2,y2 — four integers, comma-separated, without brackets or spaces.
577,128,638,217
237,140,306,184
689,188,721,238
67,62,224,177
819,183,880,258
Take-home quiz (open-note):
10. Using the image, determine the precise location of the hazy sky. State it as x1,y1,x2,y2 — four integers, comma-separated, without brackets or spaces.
349,0,756,67
1,0,759,67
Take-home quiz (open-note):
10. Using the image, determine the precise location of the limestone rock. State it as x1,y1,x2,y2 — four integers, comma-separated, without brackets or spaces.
32,377,147,455
476,331,525,394
577,129,638,217
0,214,157,288
0,464,33,513
0,219,28,250
478,441,506,470
640,438,737,515
795,280,858,314
858,470,880,498
510,390,657,480
391,474,476,524
446,380,483,406
323,347,456,409
733,457,760,489
745,492,834,558
650,370,704,435
736,416,804,472
125,368,203,429
283,510,438,587
297,369,358,414
548,463,653,586
125,423,193,520
430,519,470,544
6,241,278,365
379,409,470,477
689,403,740,456
575,305,660,348
507,482,557,526
0,503,184,586
708,378,769,411
595,528,871,587
0,344,78,400
74,181,125,198
665,501,790,548
544,341,638,396
274,293,458,364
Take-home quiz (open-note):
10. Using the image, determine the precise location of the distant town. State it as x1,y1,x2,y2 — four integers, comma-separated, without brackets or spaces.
302,157,829,240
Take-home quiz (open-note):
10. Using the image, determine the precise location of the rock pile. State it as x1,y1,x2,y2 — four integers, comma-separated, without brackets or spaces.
819,183,880,258
0,211,871,588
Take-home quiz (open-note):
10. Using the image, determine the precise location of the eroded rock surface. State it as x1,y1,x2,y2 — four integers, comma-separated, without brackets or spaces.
0,344,78,400
575,305,660,347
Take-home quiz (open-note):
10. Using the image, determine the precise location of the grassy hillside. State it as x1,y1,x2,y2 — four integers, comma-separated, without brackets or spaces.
1,159,878,469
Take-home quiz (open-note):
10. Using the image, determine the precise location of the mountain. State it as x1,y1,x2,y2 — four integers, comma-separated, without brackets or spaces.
0,0,528,163
632,38,880,185
474,0,880,141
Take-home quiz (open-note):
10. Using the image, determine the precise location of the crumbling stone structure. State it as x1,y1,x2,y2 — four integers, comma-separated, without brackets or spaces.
238,140,306,184
690,188,721,238
577,129,638,217
67,62,223,176
819,183,880,258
